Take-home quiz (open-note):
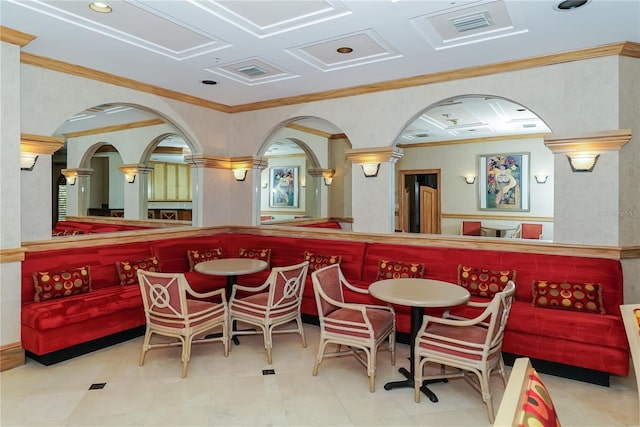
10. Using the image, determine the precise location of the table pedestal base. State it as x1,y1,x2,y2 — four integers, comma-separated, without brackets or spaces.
383,367,447,403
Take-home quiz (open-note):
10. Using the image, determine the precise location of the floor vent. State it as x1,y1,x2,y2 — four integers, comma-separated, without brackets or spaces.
89,383,106,390
262,369,276,375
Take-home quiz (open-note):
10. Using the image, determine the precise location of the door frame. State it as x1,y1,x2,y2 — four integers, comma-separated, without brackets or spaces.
398,169,441,234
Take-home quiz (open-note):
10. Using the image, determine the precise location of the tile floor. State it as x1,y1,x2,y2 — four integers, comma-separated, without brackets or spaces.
1,324,637,427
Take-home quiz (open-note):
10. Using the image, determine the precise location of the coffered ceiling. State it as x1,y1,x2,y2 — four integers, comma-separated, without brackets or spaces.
2,0,639,142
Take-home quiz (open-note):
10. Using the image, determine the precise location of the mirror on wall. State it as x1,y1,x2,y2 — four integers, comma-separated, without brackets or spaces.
258,117,352,224
393,95,553,238
52,103,194,226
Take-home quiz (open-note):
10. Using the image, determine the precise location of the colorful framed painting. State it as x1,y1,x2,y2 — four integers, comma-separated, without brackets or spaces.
478,152,530,211
269,166,299,208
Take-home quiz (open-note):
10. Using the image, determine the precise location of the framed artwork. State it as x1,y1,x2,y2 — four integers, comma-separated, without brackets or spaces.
269,166,299,208
478,152,530,211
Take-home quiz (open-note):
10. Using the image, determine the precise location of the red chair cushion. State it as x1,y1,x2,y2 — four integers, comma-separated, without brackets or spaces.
32,265,91,302
531,280,605,314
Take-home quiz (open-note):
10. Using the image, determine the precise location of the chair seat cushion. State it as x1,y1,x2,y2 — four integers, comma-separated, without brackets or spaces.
418,323,487,360
152,299,224,328
232,293,298,318
326,307,394,339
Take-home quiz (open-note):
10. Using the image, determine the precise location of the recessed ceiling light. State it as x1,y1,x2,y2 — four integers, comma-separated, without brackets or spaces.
554,0,590,11
201,80,217,85
336,47,353,54
89,2,112,13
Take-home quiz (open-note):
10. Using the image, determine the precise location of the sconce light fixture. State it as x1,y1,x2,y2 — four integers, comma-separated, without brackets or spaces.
534,174,548,184
361,163,380,178
66,175,77,185
20,153,39,171
262,181,269,188
567,153,599,172
323,176,333,186
463,175,476,184
124,173,136,184
233,168,247,181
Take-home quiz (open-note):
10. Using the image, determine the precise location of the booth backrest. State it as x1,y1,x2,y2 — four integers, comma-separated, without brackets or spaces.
21,241,154,304
363,243,623,314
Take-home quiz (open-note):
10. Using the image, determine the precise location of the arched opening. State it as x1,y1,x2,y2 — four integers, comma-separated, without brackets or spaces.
257,117,353,224
393,94,553,238
53,103,198,225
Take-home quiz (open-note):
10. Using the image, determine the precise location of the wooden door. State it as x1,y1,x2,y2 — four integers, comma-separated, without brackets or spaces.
419,186,440,234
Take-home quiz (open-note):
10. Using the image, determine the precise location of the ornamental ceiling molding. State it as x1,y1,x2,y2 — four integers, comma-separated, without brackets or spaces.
345,147,404,164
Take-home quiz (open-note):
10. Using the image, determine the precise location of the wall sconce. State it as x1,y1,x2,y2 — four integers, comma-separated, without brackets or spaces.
323,176,333,186
361,163,380,177
66,175,77,185
233,168,247,181
534,174,548,184
61,169,78,185
262,181,269,188
20,153,39,171
567,153,599,172
463,175,476,184
124,173,136,183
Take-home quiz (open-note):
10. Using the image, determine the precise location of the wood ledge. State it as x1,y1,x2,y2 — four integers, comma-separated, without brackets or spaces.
544,129,632,153
0,247,27,263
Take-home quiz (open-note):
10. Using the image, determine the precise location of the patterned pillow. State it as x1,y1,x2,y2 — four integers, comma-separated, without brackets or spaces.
375,259,424,280
239,248,271,268
531,280,605,314
33,265,91,302
116,256,160,286
187,247,223,271
457,265,516,298
304,250,342,272
519,368,561,427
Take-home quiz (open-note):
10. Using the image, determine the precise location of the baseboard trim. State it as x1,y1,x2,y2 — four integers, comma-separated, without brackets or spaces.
26,326,146,366
0,342,25,371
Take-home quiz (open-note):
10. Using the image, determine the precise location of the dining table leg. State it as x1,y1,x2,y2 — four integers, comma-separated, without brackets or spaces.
227,275,240,345
382,306,439,402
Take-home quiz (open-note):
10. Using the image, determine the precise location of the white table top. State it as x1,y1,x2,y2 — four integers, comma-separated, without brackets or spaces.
194,258,268,276
481,224,517,232
369,278,470,308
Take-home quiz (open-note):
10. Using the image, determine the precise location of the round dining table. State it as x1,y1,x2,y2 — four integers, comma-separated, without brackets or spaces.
369,278,470,402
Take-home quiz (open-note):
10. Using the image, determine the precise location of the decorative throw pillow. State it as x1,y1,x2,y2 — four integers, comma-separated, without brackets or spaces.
518,368,561,427
457,265,516,298
239,248,271,268
33,265,91,302
531,280,605,314
304,250,342,272
375,259,424,280
187,247,223,271
116,256,160,286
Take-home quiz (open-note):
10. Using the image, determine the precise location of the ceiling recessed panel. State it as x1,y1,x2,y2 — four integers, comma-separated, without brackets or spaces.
411,0,529,50
288,30,402,71
195,0,352,38
15,0,229,59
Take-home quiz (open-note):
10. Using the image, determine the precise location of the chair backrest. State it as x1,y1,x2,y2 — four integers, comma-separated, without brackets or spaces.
481,280,516,360
493,357,561,427
521,223,543,239
137,270,189,326
311,264,346,317
266,261,309,313
461,221,482,236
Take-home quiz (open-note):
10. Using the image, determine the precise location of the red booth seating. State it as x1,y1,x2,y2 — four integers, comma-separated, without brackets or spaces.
52,220,153,235
20,229,628,383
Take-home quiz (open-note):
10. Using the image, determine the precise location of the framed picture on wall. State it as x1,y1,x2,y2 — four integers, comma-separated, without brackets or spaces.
269,166,299,208
478,152,530,211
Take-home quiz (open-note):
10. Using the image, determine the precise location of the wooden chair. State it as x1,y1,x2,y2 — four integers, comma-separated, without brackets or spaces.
620,304,640,426
413,281,516,423
311,264,396,392
136,270,229,378
461,221,482,236
493,357,561,427
229,261,309,364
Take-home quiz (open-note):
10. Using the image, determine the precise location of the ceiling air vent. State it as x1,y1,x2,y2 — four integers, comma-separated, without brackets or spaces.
451,11,492,32
236,65,268,77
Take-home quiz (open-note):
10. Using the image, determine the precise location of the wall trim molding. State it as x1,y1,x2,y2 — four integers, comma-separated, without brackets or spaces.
0,342,25,372
16,37,640,114
441,213,554,222
63,118,164,139
0,247,27,264
0,26,36,47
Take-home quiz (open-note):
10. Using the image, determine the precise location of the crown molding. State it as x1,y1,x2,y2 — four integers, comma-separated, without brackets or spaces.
0,26,36,47
544,129,632,153
20,133,64,155
184,155,267,170
63,118,165,138
345,147,404,164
